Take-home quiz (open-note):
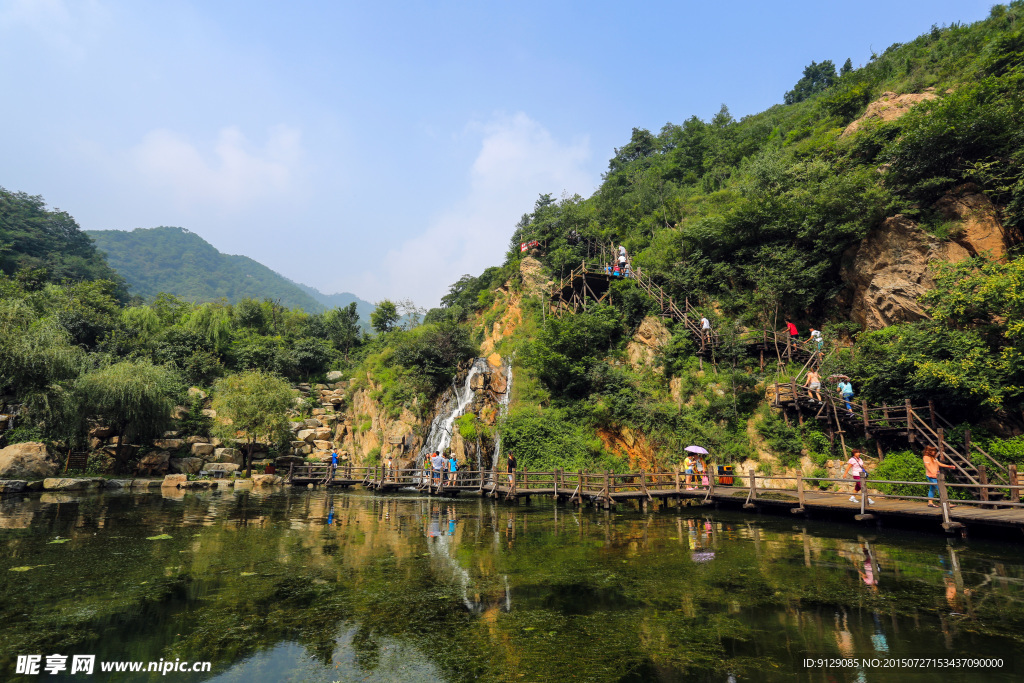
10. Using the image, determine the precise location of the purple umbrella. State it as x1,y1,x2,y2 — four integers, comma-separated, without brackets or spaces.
684,446,709,455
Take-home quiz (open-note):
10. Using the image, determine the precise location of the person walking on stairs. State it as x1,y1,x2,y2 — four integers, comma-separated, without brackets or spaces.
785,318,799,341
804,369,822,402
843,449,874,505
700,315,711,347
837,378,855,416
923,445,955,508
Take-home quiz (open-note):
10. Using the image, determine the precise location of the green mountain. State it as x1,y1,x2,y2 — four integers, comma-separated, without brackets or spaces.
87,226,373,314
294,283,376,327
0,187,122,286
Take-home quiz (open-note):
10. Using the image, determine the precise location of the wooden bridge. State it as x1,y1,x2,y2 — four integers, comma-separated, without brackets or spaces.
286,462,1024,538
549,260,819,365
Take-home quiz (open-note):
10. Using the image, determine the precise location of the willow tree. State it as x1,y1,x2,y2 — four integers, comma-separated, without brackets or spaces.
212,370,293,476
75,360,181,472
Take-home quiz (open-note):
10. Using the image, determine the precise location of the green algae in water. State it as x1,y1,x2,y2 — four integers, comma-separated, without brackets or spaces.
146,533,173,540
48,537,70,544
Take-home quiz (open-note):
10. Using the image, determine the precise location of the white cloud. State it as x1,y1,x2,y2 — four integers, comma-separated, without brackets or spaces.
367,112,594,306
128,125,304,210
0,0,108,60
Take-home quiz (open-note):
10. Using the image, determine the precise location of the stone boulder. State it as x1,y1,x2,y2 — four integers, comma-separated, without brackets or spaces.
162,473,187,487
201,408,217,419
153,438,184,450
43,478,100,491
304,418,322,428
185,436,209,445
210,447,243,465
190,443,215,457
251,474,283,486
313,427,332,441
104,479,133,488
136,450,170,476
169,457,204,474
89,425,114,439
171,405,189,420
275,455,306,467
0,480,27,494
205,463,240,474
313,440,333,451
187,387,207,400
326,370,344,381
297,429,316,443
0,442,59,480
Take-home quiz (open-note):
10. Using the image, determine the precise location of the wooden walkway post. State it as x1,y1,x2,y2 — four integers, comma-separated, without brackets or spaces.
791,379,802,425
795,476,806,513
978,465,990,507
744,468,757,509
1011,464,1021,503
603,471,611,510
906,399,915,443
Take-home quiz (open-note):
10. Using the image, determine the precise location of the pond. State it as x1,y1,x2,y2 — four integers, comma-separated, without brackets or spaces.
1,487,1023,682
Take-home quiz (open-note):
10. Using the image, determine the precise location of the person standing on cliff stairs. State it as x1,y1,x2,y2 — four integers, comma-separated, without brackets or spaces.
785,318,799,342
700,315,711,347
330,448,339,479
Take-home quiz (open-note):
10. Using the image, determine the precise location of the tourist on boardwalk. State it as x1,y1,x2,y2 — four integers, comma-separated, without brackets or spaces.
605,262,612,275
922,445,955,508
384,456,393,481
683,454,695,489
430,451,444,483
695,454,709,486
836,378,855,416
449,452,458,484
804,369,823,402
700,315,711,346
507,451,517,485
330,448,339,479
843,449,874,505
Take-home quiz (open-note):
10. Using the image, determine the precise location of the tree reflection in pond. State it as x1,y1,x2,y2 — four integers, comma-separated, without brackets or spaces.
1,489,1023,682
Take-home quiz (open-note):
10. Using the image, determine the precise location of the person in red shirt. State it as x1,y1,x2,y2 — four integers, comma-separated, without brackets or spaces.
785,318,798,340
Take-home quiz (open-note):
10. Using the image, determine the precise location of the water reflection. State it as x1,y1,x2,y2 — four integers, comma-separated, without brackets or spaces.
0,488,1023,681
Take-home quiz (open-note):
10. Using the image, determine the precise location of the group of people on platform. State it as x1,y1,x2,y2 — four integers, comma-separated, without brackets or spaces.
841,445,957,508
603,245,632,278
427,450,459,484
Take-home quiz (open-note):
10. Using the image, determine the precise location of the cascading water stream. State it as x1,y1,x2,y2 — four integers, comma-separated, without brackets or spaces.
420,359,488,463
490,362,513,470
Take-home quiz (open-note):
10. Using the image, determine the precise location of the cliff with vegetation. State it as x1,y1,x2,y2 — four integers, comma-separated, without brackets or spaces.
3,6,1024,484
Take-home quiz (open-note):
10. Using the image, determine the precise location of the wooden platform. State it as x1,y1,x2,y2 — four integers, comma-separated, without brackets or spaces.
285,464,1024,539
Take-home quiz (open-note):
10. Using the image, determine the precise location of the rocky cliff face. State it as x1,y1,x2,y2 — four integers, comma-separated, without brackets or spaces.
840,215,970,329
841,185,1018,330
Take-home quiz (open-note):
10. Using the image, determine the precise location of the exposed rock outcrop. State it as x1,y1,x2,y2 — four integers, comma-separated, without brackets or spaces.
626,316,671,369
841,215,970,329
842,90,939,136
935,184,1019,261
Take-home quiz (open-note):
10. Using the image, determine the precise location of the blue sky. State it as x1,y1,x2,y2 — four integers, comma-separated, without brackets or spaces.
0,0,995,307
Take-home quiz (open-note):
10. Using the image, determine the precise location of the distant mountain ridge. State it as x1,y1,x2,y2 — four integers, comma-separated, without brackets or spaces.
87,226,374,316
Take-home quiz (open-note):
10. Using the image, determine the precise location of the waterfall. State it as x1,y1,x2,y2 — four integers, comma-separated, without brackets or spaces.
420,358,487,461
490,362,513,470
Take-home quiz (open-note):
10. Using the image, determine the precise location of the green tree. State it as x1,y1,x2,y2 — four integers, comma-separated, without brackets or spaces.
75,360,181,472
840,57,853,76
784,60,838,104
212,370,294,476
371,300,400,334
323,302,361,355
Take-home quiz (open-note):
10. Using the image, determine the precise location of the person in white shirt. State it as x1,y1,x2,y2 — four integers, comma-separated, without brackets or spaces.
700,316,711,345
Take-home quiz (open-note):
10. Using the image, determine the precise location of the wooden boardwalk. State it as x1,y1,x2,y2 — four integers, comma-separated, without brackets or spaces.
287,464,1024,538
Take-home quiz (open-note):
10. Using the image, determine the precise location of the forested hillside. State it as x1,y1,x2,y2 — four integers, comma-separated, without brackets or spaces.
0,188,122,287
87,227,329,311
